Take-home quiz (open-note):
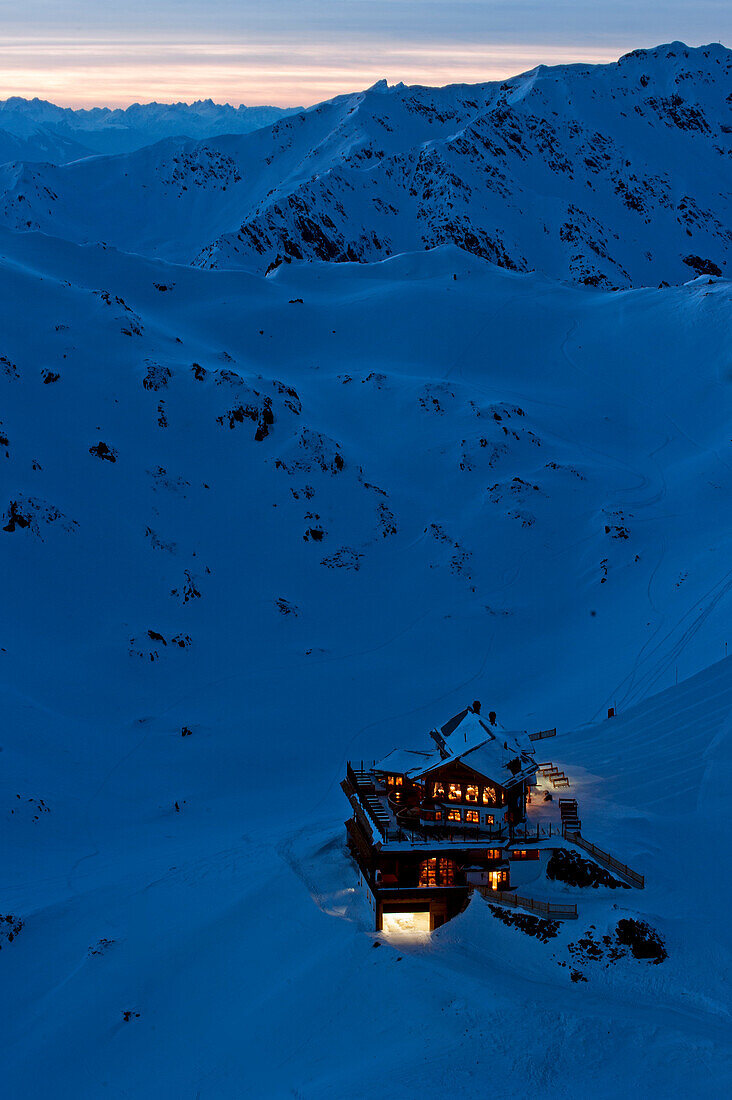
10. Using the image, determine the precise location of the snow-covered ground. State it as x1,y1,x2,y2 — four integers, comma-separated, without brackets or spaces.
2,232,730,1096
1,43,731,1099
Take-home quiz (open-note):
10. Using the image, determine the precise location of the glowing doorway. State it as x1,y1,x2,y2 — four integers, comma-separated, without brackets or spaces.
382,911,431,935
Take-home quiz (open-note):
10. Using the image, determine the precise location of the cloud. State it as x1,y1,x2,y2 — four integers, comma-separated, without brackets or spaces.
0,1,729,106
0,37,653,106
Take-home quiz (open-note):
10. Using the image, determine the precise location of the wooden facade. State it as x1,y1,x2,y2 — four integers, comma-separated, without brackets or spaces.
347,814,474,930
344,706,540,931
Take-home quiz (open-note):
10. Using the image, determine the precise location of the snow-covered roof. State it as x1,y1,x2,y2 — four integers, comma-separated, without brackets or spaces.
372,748,435,776
439,707,470,738
411,709,537,788
442,708,498,751
372,709,536,788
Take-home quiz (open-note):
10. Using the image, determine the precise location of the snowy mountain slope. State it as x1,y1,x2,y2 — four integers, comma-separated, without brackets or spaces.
0,124,93,168
0,84,470,264
0,97,297,163
1,42,730,286
1,224,730,1094
1,232,729,728
196,42,732,286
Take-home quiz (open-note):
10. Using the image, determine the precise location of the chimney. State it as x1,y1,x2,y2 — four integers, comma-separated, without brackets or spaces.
472,699,481,714
608,707,615,719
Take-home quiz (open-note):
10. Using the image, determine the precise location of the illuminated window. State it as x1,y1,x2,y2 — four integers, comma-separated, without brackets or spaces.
448,783,462,801
386,775,395,786
420,858,455,887
484,814,494,825
511,849,540,860
433,781,445,798
438,858,455,885
395,775,403,786
435,810,442,821
483,786,497,805
486,849,501,860
488,869,508,890
447,808,461,822
420,858,437,887
465,810,479,824
466,785,479,803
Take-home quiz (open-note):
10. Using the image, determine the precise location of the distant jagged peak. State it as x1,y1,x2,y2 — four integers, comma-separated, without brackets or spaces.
0,96,298,119
0,95,65,113
0,96,301,163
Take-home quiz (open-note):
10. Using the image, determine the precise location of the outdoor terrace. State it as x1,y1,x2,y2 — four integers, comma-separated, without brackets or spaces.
345,761,560,849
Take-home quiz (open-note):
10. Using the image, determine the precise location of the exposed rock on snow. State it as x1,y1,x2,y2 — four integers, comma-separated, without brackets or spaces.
320,545,362,570
275,429,344,474
89,441,118,462
3,496,78,537
129,629,192,660
0,915,24,948
170,571,202,604
275,597,299,616
142,360,172,391
567,920,667,972
488,904,560,942
1,353,19,378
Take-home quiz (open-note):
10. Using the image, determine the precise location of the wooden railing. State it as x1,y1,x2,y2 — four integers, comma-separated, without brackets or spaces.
344,795,375,845
346,816,374,868
346,763,388,840
384,823,507,845
562,828,644,888
346,760,365,790
509,822,557,841
478,887,578,920
529,727,557,742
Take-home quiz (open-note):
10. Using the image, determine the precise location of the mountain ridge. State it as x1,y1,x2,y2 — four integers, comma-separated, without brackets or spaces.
0,41,729,288
0,96,300,163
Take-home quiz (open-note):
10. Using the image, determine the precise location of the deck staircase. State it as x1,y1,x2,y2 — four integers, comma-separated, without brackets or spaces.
554,794,644,888
538,762,570,788
558,797,581,832
347,764,390,837
564,830,645,888
350,766,372,787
